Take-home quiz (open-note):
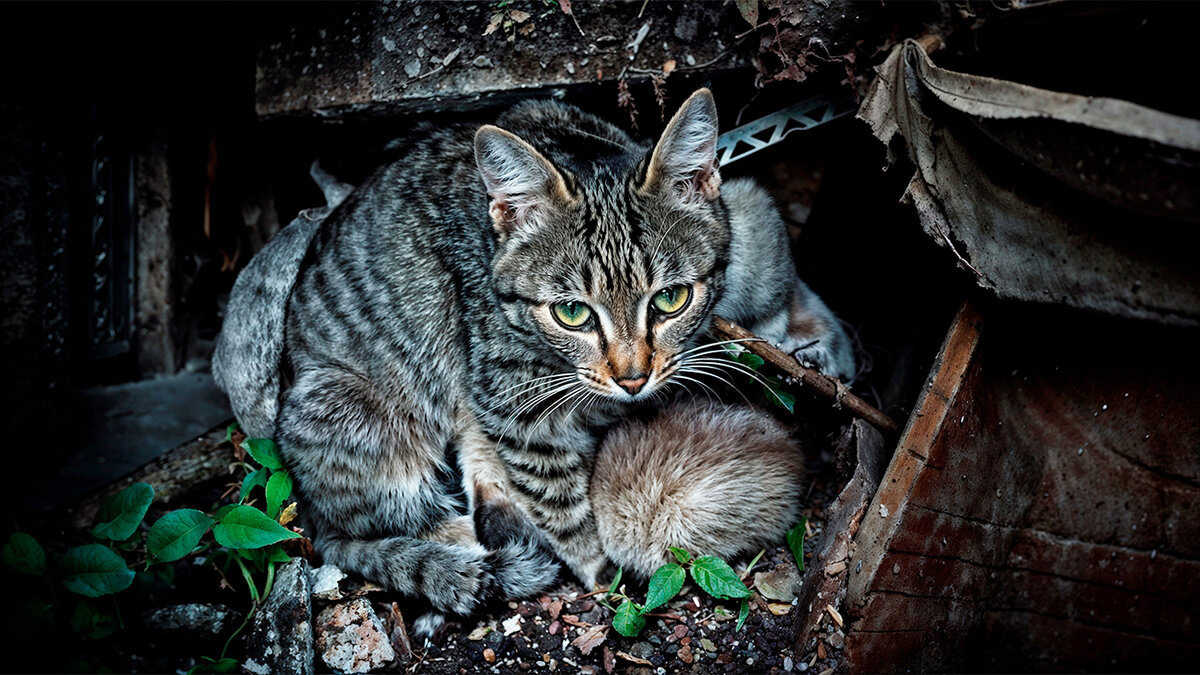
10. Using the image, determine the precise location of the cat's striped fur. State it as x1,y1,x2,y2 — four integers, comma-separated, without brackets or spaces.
213,90,853,634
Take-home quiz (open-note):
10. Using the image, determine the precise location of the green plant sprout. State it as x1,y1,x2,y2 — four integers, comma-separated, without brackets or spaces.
723,345,797,414
1,422,301,674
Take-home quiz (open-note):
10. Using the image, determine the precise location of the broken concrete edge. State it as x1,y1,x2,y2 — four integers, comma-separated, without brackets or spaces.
254,69,752,122
34,419,235,534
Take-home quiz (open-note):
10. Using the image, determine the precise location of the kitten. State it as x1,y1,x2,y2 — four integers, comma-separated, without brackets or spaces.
591,399,805,579
213,89,853,633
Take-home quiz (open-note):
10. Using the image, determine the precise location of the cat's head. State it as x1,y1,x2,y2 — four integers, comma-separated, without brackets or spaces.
475,89,729,402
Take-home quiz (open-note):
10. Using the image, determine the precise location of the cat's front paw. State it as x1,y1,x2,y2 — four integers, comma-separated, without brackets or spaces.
422,548,495,616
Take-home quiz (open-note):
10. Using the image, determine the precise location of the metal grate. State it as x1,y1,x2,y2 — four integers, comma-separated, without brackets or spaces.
716,93,857,167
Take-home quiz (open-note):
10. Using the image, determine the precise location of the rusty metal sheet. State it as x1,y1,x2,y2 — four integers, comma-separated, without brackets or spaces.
859,40,1200,326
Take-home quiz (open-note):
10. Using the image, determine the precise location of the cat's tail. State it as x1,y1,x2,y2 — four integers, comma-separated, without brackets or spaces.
590,399,804,578
213,162,355,438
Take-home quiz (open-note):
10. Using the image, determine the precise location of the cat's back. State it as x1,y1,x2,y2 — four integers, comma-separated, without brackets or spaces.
284,126,483,387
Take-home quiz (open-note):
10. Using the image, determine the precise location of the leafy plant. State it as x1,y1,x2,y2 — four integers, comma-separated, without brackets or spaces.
600,547,754,638
1,423,303,671
724,346,797,413
786,518,808,572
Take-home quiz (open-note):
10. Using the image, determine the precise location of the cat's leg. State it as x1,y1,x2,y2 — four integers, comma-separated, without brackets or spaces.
497,445,609,589
751,279,856,382
278,366,495,621
472,482,561,597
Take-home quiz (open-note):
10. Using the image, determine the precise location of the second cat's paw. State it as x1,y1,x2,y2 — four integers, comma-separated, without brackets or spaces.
782,334,854,383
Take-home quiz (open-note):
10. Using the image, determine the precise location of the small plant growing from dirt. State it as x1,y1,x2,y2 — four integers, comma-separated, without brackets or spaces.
1,423,302,674
599,517,808,638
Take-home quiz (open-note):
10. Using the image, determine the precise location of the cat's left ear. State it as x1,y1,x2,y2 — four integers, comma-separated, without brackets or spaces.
639,88,721,204
475,125,573,238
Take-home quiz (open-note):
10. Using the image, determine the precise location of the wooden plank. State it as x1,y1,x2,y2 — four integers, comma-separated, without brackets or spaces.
847,298,984,608
845,302,1200,671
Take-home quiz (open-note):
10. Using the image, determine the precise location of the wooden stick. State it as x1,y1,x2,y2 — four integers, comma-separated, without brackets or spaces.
710,316,900,433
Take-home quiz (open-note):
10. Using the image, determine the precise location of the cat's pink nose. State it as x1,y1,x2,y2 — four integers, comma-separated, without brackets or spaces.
615,376,648,395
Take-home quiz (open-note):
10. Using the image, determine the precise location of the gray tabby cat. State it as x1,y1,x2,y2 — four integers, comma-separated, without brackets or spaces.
213,89,853,634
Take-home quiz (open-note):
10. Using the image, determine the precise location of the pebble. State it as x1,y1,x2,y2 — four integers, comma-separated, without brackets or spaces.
784,656,794,671
700,638,717,654
314,597,396,673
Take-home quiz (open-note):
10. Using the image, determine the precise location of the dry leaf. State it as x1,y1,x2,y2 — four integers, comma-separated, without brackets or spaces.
561,614,589,627
768,602,793,615
509,9,530,23
603,646,615,673
662,59,677,75
467,625,491,641
617,651,652,666
734,0,759,26
278,502,299,526
483,12,503,36
826,604,844,628
549,599,563,621
817,642,827,659
518,22,535,36
571,625,609,655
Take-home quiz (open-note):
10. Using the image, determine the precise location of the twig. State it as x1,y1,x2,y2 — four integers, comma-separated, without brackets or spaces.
637,0,649,18
412,65,445,82
643,612,686,622
710,316,900,432
576,586,612,600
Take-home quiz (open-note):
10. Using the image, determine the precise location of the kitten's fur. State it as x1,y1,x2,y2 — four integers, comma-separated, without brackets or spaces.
591,399,804,578
213,89,852,632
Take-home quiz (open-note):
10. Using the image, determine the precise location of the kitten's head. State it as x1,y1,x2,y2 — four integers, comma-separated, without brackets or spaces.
475,89,729,402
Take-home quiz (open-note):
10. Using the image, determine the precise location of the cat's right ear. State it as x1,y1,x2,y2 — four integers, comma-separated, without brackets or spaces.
474,125,572,239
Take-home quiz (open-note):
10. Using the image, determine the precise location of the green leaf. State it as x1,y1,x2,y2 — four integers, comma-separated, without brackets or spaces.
212,504,238,521
147,509,214,562
225,422,239,443
763,376,796,413
786,519,807,572
241,438,284,470
71,600,119,640
668,547,692,564
91,482,154,541
611,600,646,637
265,471,293,519
240,468,269,502
265,544,292,564
189,657,240,674
2,532,46,576
643,563,686,612
606,567,623,598
690,556,751,600
60,544,135,597
213,505,300,550
736,598,750,631
733,351,765,370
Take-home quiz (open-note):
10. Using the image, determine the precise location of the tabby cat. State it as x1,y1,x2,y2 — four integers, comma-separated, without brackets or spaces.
213,89,853,634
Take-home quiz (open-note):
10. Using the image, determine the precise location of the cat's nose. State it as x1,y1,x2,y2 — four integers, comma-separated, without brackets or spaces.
615,375,648,395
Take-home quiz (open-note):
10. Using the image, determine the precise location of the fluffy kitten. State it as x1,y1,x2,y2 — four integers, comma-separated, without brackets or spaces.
591,399,805,578
213,89,853,633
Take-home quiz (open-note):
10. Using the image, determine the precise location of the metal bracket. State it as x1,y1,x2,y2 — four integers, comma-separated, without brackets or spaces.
716,93,858,167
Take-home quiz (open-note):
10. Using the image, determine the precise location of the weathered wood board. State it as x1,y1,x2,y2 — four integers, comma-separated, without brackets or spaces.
846,299,1200,671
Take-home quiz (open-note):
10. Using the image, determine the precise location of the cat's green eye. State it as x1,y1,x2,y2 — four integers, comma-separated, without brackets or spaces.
652,285,691,315
552,301,593,329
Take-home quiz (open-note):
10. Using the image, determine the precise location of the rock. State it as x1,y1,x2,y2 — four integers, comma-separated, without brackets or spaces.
314,597,396,673
404,59,422,78
244,558,314,675
472,55,494,68
700,638,717,654
142,603,240,640
629,642,655,660
310,564,347,601
784,656,794,671
754,565,802,602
